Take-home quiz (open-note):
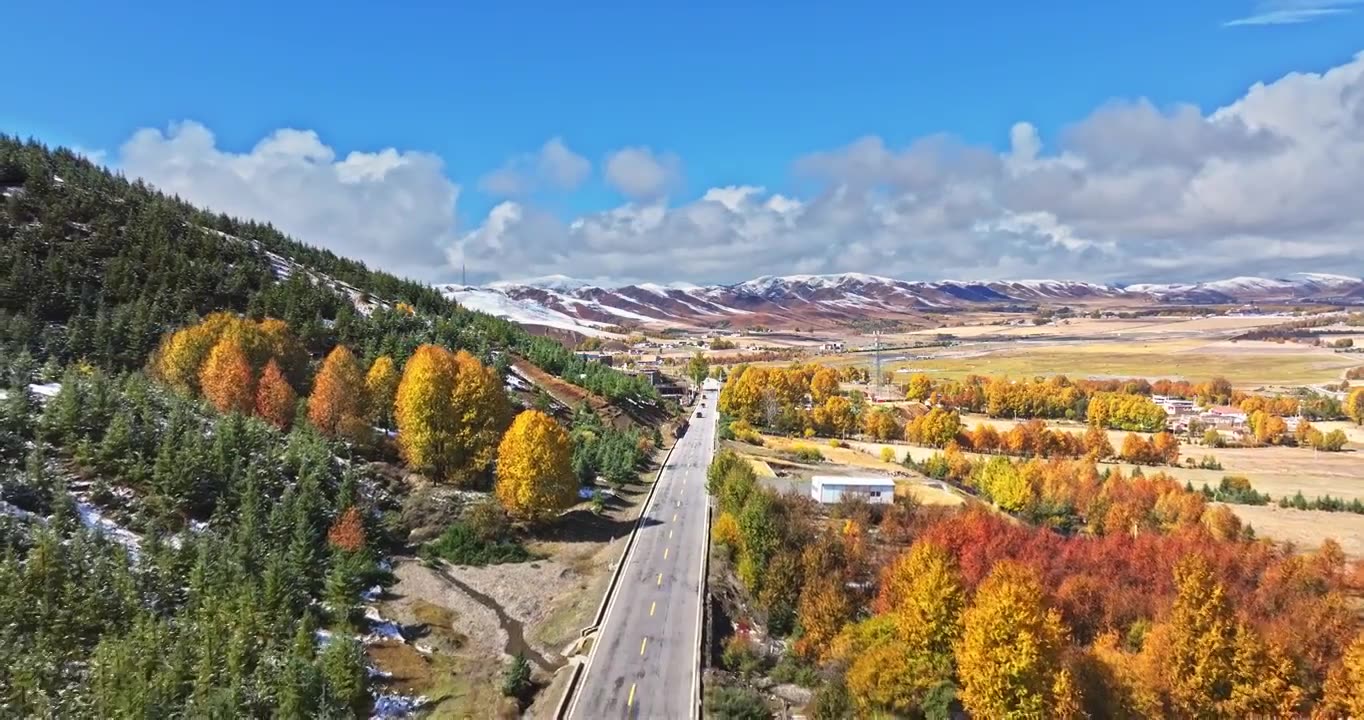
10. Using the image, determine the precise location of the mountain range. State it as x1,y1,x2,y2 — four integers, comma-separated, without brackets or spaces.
439,272,1364,335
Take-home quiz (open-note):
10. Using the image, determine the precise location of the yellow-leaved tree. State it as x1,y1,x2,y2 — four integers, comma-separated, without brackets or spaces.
449,350,512,483
199,337,255,414
308,345,366,439
255,358,297,430
1347,387,1364,424
842,540,964,716
1149,553,1301,717
956,560,1070,719
396,345,459,476
364,355,400,428
1320,630,1364,717
395,345,511,484
494,410,576,523
810,367,840,405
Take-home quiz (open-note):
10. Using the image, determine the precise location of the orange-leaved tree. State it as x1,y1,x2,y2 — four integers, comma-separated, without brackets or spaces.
955,560,1070,719
494,409,577,523
309,345,366,439
327,506,367,553
255,359,297,430
199,337,255,414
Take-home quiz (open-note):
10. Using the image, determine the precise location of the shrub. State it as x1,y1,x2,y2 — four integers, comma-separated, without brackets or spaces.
421,521,532,566
704,685,769,720
791,445,824,463
879,446,896,463
502,653,532,699
721,635,764,676
769,654,821,688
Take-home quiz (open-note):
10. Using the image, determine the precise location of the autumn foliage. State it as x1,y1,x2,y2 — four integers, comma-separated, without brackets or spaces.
156,312,306,395
308,345,366,439
327,506,367,553
364,355,399,427
706,441,1363,719
254,359,297,430
395,345,511,485
494,409,577,523
199,338,255,414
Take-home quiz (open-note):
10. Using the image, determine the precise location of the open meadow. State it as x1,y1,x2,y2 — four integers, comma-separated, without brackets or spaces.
810,338,1358,387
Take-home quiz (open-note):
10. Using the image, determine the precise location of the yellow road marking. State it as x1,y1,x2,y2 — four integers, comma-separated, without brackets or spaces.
673,512,678,522
628,683,636,707
657,573,663,586
664,547,670,560
650,601,656,616
640,637,648,655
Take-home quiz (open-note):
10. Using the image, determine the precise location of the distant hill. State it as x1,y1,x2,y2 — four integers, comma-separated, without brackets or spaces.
440,272,1364,333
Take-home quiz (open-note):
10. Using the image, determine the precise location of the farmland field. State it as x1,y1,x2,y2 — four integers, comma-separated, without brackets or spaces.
1222,504,1364,558
807,338,1357,387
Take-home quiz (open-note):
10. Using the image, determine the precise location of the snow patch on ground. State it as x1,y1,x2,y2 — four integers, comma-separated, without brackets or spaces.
75,501,141,559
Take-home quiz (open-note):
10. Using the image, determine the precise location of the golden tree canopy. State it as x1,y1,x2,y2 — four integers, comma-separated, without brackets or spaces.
956,560,1069,720
494,410,577,522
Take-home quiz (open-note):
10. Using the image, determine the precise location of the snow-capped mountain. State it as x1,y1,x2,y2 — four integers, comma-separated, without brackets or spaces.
437,272,1364,335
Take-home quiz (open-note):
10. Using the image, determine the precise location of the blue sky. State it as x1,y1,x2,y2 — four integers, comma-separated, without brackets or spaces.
5,1,1364,284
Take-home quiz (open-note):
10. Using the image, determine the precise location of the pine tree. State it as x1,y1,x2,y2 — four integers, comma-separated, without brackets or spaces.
494,410,577,523
317,635,368,716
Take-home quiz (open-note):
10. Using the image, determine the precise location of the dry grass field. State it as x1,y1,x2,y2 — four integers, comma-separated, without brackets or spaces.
1221,504,1364,558
866,340,1353,386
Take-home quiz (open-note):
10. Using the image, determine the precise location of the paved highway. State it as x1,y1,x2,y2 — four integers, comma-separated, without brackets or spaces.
569,389,719,720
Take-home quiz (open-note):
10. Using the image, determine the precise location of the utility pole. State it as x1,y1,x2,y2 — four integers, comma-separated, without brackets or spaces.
872,330,882,402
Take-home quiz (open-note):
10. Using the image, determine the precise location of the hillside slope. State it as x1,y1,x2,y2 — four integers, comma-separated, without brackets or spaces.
0,135,653,402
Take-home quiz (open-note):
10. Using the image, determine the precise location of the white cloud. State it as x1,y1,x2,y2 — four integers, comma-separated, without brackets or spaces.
119,121,459,280
107,52,1364,287
478,137,590,197
603,146,682,199
457,51,1364,284
1225,0,1362,26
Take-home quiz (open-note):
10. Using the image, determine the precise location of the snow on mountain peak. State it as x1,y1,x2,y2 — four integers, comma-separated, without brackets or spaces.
487,274,599,292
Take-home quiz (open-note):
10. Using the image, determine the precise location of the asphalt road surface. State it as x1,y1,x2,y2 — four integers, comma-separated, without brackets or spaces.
569,389,719,720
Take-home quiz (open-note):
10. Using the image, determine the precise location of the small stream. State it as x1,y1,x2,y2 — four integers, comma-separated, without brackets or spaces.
433,565,561,672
